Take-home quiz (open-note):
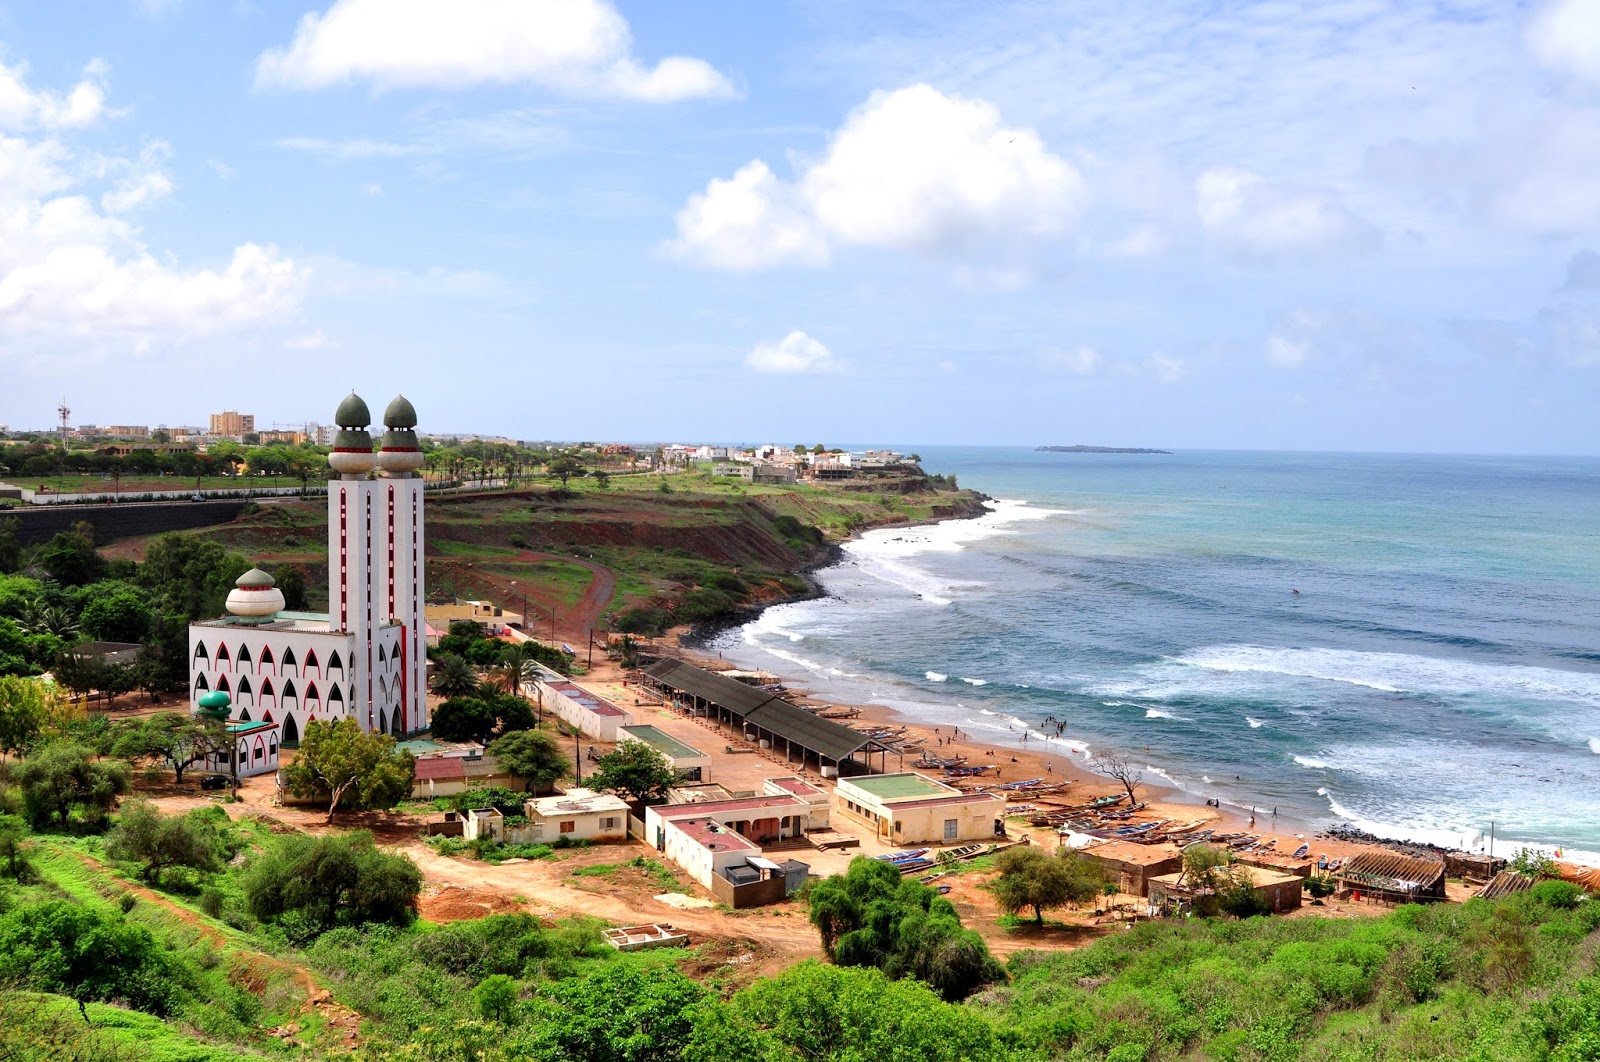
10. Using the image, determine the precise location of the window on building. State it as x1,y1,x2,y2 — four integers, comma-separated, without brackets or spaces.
559,821,576,834
600,817,618,830
943,819,958,841
894,820,902,833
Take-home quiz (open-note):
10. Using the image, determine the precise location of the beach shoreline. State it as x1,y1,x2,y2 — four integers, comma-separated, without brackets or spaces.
672,499,1598,870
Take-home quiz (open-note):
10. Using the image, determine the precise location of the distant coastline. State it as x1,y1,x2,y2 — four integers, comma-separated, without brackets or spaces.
1036,444,1172,454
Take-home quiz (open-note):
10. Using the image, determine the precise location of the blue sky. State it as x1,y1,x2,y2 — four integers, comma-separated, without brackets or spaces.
2,0,1599,453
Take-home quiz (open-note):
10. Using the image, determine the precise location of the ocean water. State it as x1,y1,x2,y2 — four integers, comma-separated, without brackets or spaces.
709,449,1600,861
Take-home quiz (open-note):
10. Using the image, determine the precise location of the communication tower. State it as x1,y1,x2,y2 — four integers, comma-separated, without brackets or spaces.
57,399,70,450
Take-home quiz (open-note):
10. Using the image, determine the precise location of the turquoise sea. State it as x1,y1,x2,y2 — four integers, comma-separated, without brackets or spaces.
710,449,1600,860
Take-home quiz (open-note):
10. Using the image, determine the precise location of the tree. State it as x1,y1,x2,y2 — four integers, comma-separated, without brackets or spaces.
0,516,20,574
590,741,679,805
513,961,710,1062
431,698,500,744
114,712,224,784
474,974,519,1025
990,846,1104,925
0,674,47,757
1094,749,1145,806
274,564,309,610
35,522,103,587
241,830,422,940
806,856,1005,1002
0,813,30,880
0,899,187,1017
546,454,585,491
282,717,416,823
15,743,130,829
137,534,251,620
431,653,480,699
105,799,224,884
592,469,610,489
74,581,153,643
488,729,570,794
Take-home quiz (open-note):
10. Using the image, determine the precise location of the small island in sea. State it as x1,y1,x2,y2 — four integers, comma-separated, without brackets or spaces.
1036,444,1173,454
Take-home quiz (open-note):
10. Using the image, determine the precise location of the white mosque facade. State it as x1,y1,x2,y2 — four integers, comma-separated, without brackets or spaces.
188,392,429,743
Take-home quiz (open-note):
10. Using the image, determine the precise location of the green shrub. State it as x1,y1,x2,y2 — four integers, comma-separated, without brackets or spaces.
1531,880,1582,910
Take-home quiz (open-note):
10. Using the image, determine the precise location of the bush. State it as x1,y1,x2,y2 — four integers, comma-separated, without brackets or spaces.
1531,880,1582,909
242,831,422,942
611,605,671,636
0,899,189,1016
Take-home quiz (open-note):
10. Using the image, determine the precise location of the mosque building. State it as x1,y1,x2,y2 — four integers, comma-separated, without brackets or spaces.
188,392,429,746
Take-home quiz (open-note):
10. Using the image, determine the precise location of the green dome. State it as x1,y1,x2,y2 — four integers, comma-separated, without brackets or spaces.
335,392,371,427
198,690,230,710
333,427,373,451
383,395,418,429
235,567,275,588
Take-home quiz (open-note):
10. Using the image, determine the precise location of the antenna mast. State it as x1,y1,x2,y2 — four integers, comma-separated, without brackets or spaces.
57,398,70,450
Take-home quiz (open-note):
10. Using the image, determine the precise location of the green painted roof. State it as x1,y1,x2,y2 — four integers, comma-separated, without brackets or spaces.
335,392,371,427
843,773,950,800
620,725,705,761
383,394,417,428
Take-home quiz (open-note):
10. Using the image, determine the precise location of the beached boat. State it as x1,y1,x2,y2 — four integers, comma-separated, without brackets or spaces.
1293,843,1311,859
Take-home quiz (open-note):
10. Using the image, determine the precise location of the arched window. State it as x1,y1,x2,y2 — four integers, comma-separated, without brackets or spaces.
327,650,343,677
236,675,253,705
193,641,209,662
281,678,298,708
305,681,320,709
377,643,387,664
216,643,231,670
236,644,252,671
378,708,388,735
239,708,252,722
282,714,300,747
281,647,298,677
259,645,275,671
195,673,209,691
217,675,230,694
260,677,274,703
304,648,319,677
262,709,274,723
328,685,344,705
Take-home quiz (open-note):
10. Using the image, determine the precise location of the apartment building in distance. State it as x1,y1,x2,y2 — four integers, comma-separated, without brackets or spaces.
209,411,256,437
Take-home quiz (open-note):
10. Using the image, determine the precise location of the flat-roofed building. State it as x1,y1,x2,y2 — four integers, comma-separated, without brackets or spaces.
618,724,711,782
763,776,831,830
646,800,813,906
534,678,634,741
833,772,1005,845
523,788,630,843
1080,840,1186,897
1148,864,1304,916
197,720,280,779
209,411,255,437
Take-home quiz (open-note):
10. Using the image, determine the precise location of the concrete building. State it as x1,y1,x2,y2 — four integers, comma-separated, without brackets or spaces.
1079,841,1186,897
762,777,831,830
425,600,523,633
533,677,634,741
618,725,711,782
208,411,256,437
189,393,429,743
833,773,1006,845
645,796,814,906
1148,864,1305,916
197,720,280,779
521,788,631,843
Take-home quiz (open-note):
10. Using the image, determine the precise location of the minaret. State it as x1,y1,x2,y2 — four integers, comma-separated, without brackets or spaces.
375,395,428,733
327,393,381,731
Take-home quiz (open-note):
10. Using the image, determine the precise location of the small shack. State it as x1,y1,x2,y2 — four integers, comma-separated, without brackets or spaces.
1475,870,1535,900
1080,841,1186,897
1336,851,1447,904
522,788,630,844
197,719,280,779
1148,864,1305,916
833,772,1005,844
618,724,711,782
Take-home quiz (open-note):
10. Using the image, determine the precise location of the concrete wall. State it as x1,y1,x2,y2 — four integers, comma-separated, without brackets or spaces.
7,499,249,547
710,872,786,909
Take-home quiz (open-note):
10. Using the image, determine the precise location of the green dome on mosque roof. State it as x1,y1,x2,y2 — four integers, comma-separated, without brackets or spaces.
335,392,371,427
198,690,230,710
235,567,275,588
383,395,418,428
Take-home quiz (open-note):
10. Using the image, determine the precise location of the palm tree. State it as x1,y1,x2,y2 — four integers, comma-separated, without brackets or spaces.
21,602,78,640
430,653,480,699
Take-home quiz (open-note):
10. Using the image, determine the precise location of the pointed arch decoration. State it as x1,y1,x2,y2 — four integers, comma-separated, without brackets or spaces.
239,708,252,722
195,673,209,691
193,641,209,662
304,648,320,678
282,714,300,747
259,645,275,672
236,644,252,672
237,675,253,705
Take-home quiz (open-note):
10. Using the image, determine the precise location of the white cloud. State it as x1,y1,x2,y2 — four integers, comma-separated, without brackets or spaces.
672,84,1087,270
360,182,383,197
0,74,304,343
1038,345,1101,374
1527,0,1600,82
0,58,107,130
745,331,839,374
287,328,334,350
255,0,734,101
1147,355,1185,384
1195,167,1371,257
1102,223,1169,260
1265,334,1310,367
207,157,236,180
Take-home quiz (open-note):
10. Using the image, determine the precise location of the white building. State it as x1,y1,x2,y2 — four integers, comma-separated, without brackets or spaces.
533,676,634,741
523,788,631,843
618,725,711,782
833,772,1005,844
196,719,280,779
189,392,429,743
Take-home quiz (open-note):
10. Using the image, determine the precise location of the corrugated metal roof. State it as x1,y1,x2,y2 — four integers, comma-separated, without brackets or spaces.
643,658,781,718
1338,851,1446,892
743,697,875,763
1477,870,1536,900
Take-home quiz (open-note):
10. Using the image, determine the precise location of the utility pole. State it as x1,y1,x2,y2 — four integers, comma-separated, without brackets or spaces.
574,729,582,785
587,629,594,669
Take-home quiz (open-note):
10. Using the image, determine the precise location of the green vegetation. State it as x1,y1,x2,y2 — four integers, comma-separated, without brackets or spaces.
281,718,415,822
241,830,422,942
807,856,1006,1002
990,845,1106,925
488,728,571,793
589,740,679,805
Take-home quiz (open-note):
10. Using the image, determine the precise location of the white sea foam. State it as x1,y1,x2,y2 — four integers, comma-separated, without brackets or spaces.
1170,644,1600,707
1202,775,1213,784
1590,737,1600,755
961,676,988,686
978,708,997,716
1316,787,1487,851
1245,716,1264,729
1145,708,1180,720
1293,755,1331,769
926,671,948,682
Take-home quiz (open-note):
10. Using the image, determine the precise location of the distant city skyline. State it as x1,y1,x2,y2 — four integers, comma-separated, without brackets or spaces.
1,1,1598,454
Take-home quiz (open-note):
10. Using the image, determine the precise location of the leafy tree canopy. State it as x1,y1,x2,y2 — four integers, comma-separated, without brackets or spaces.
589,741,679,806
990,846,1105,926
14,741,130,830
241,830,422,942
0,899,188,1016
488,729,570,794
105,799,234,884
282,717,415,823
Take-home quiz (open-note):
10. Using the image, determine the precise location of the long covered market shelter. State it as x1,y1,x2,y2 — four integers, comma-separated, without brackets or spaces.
640,658,898,776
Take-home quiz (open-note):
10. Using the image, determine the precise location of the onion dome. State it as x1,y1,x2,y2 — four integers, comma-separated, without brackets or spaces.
376,394,424,474
197,690,231,719
329,391,375,474
335,391,371,428
383,394,417,429
226,566,286,619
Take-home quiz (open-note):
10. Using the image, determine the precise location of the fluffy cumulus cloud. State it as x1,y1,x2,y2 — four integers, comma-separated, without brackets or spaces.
256,0,734,101
672,84,1087,269
0,57,107,129
1527,0,1600,82
1195,167,1372,258
0,65,304,344
745,331,838,374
